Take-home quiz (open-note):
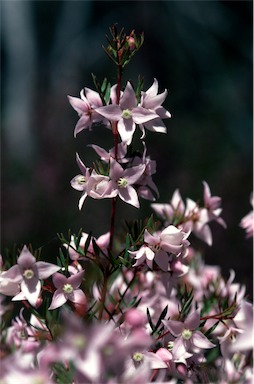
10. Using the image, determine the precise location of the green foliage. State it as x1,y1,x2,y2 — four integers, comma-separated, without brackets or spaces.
91,74,111,105
178,285,194,320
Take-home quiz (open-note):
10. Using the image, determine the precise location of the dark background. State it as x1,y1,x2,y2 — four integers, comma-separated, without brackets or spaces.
1,1,253,296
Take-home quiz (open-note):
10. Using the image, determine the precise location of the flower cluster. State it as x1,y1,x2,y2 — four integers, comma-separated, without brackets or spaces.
0,26,253,384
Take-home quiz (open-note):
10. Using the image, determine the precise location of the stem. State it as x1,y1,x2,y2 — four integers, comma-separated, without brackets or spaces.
98,267,109,320
109,196,117,251
108,56,122,252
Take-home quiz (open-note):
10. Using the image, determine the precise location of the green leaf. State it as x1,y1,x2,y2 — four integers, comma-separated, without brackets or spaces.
152,305,168,335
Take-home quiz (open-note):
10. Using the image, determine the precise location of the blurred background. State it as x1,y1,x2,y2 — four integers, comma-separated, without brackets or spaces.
1,1,253,296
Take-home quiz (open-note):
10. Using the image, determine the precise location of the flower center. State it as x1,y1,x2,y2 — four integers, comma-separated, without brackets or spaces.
132,352,144,362
23,269,34,279
167,341,174,351
77,175,86,185
18,329,28,339
121,109,132,119
72,334,86,349
182,329,192,340
150,243,160,253
117,177,128,188
63,283,74,294
32,377,46,384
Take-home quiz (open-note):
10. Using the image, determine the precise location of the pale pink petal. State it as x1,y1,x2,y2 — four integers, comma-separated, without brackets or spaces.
1,264,22,283
95,105,122,121
17,246,36,268
192,331,216,349
12,291,26,301
96,232,110,249
21,279,41,307
132,107,158,124
123,164,146,185
85,88,102,107
37,262,60,279
145,246,155,261
162,319,184,336
68,270,84,289
143,90,168,109
195,224,212,246
78,192,88,210
185,310,200,330
76,153,88,175
48,290,67,310
89,144,110,162
155,106,171,119
144,79,158,97
71,175,86,191
171,337,187,359
120,82,137,109
74,115,91,137
155,347,173,363
0,275,20,296
118,118,136,144
68,289,86,305
144,229,160,246
68,95,89,115
154,250,169,271
143,118,167,133
52,272,68,288
109,158,123,180
119,185,140,208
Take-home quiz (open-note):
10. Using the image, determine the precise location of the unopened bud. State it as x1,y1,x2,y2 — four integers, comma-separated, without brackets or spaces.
125,308,146,328
126,36,136,51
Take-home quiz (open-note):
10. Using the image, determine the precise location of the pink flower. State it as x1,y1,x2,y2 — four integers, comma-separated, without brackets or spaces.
203,181,226,228
240,193,253,238
129,225,190,271
102,159,146,208
68,87,105,137
132,142,159,201
67,231,110,261
89,142,128,163
0,255,20,296
162,310,216,357
71,153,114,209
139,78,171,138
1,246,60,306
49,270,86,310
96,82,158,144
151,189,186,224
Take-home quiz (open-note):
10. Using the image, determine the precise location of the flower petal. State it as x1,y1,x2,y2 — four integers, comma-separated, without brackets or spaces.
68,289,86,305
48,290,67,310
37,262,60,280
17,246,36,269
119,185,140,208
52,272,68,289
132,107,158,124
192,331,216,349
68,270,84,289
21,279,41,307
185,310,200,330
162,319,184,336
95,105,122,121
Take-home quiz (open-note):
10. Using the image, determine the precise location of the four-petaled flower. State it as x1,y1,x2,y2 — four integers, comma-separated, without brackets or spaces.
49,270,86,310
129,225,190,271
68,87,106,137
139,78,171,138
162,310,215,357
96,82,158,144
1,246,60,307
103,159,146,208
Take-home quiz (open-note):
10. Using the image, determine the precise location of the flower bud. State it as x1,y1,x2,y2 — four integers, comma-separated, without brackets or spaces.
126,36,136,50
125,308,146,328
